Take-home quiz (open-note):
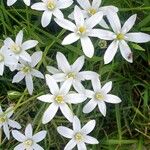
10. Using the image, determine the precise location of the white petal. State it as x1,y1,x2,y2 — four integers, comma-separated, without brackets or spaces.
12,71,25,83
81,37,94,58
83,99,97,114
64,139,76,150
41,11,52,27
119,40,133,63
33,131,47,142
31,69,44,79
92,0,101,8
22,40,38,51
104,40,119,64
79,71,99,81
14,143,25,150
74,6,84,26
73,81,85,94
53,8,64,19
37,94,54,103
100,6,119,15
0,62,4,76
62,33,80,45
98,101,106,116
32,143,44,150
8,119,21,129
121,14,137,34
84,135,99,144
45,74,59,95
81,120,96,134
66,93,86,104
77,142,87,150
72,55,84,72
3,123,10,139
86,12,103,28
105,94,121,103
31,2,47,11
76,0,90,9
0,106,3,113
42,103,58,124
107,10,121,33
60,104,73,122
101,81,112,94
47,66,61,74
20,51,31,62
91,77,101,92
23,0,30,6
31,51,42,67
25,124,33,138
73,116,81,132
57,0,73,9
7,0,17,6
4,37,14,47
85,90,94,98
125,32,150,43
52,73,66,82
25,74,33,95
6,106,14,118
12,130,26,142
99,19,110,29
56,52,71,73
57,126,74,138
54,18,76,32
15,30,23,45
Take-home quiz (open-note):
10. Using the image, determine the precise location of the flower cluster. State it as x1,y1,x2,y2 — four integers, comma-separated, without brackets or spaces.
0,0,149,149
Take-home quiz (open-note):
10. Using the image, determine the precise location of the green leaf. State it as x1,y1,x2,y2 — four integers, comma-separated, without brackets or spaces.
132,43,145,51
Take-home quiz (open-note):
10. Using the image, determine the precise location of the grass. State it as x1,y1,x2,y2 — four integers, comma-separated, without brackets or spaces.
0,0,150,149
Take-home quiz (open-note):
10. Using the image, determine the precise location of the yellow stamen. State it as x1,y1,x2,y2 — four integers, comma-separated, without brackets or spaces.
78,26,86,35
55,95,64,104
0,54,4,62
11,44,21,54
21,66,31,73
47,0,56,10
95,92,104,100
88,8,96,15
116,33,124,40
0,117,6,123
74,132,83,142
67,72,76,79
24,139,33,147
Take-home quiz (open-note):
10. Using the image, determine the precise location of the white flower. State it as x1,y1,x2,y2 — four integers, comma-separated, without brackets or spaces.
83,78,121,116
0,46,17,76
69,0,118,29
0,106,21,139
12,124,47,150
55,6,103,58
37,74,87,124
57,116,98,150
12,51,44,95
7,0,31,6
4,30,38,69
96,11,150,64
31,0,73,27
47,52,99,93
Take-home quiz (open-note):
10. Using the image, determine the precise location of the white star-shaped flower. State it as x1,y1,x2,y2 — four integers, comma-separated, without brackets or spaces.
7,0,31,6
83,78,121,116
31,0,73,27
4,30,38,69
0,46,17,76
47,52,99,93
0,106,21,139
55,6,103,58
12,124,47,150
12,51,44,95
57,116,98,150
37,74,87,124
69,0,118,29
95,11,150,64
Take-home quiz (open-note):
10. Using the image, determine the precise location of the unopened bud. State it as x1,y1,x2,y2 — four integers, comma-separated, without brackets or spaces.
98,40,107,49
7,91,22,100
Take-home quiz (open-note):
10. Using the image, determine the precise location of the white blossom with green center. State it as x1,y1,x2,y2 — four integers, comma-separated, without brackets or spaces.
47,52,99,93
83,78,122,116
7,0,31,6
57,116,99,150
0,106,21,140
12,51,44,95
12,124,47,150
37,74,87,124
31,0,73,27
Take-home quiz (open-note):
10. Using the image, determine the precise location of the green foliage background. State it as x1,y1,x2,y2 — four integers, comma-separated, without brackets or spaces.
0,0,150,149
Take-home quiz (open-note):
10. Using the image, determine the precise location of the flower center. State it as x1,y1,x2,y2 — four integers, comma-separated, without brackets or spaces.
0,117,6,123
22,66,31,73
47,0,56,10
0,54,4,62
24,139,33,147
77,26,87,35
55,95,64,104
74,132,83,142
67,72,76,79
11,43,21,54
95,92,104,101
116,33,124,40
88,8,96,15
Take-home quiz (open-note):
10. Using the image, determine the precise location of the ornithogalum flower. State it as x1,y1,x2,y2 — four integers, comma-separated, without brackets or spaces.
47,52,99,93
37,74,87,124
83,78,121,116
12,124,47,150
12,51,44,95
31,0,73,27
4,30,38,69
0,106,21,139
69,0,118,29
57,116,98,150
55,6,103,58
7,0,31,6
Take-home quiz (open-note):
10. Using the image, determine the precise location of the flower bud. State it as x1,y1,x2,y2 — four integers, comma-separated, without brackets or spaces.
98,40,107,49
7,91,22,100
